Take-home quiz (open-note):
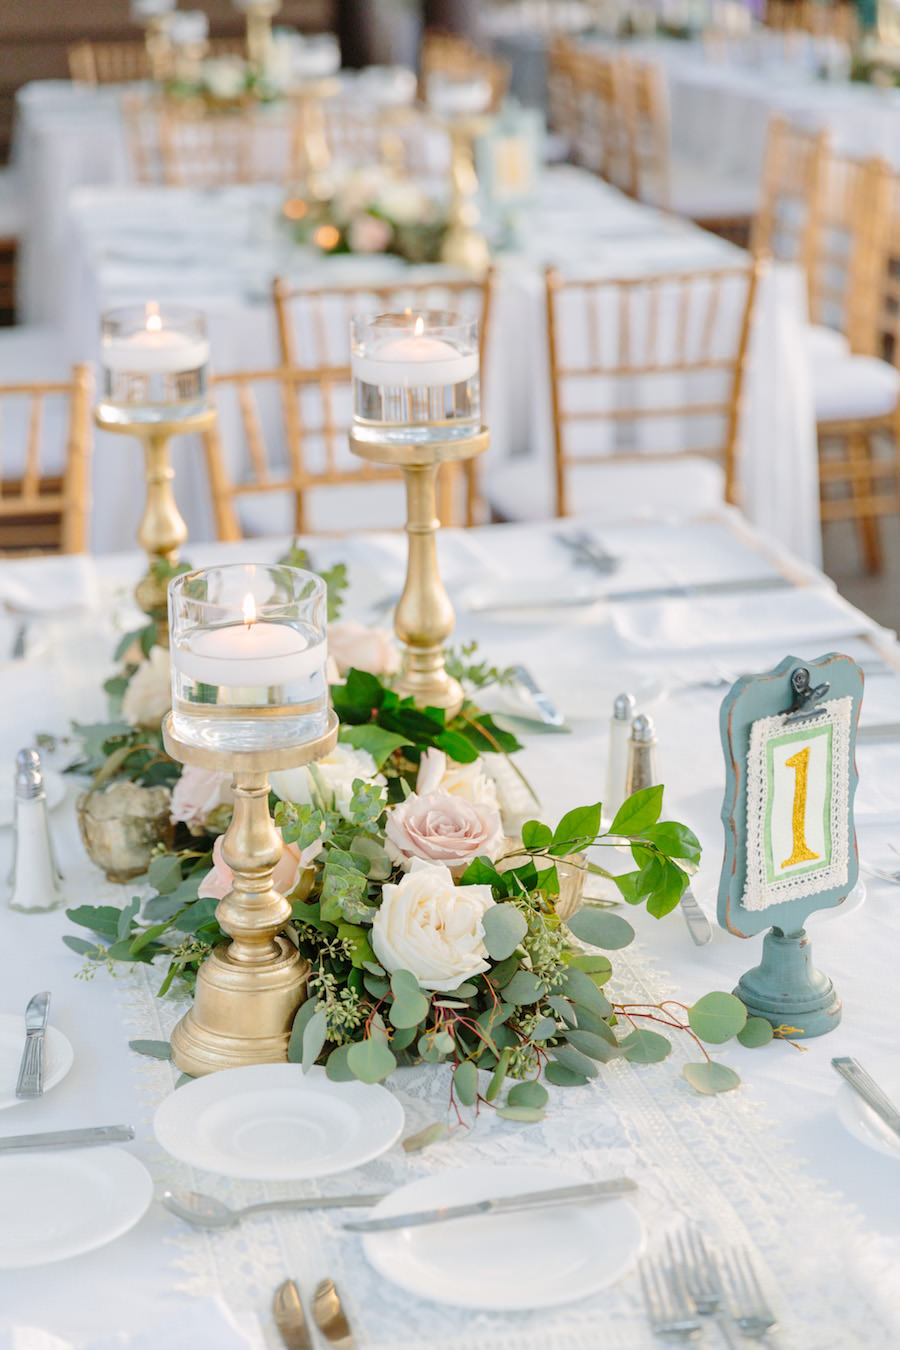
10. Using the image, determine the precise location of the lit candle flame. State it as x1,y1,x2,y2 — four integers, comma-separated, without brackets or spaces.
145,301,162,334
413,316,424,337
242,593,256,628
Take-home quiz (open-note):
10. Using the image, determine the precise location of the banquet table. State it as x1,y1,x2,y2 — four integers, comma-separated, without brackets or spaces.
56,165,818,561
1,508,900,1347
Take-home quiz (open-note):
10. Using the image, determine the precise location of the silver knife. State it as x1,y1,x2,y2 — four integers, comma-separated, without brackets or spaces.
856,723,900,743
15,991,50,1099
273,1278,312,1350
679,887,713,946
344,1177,637,1232
832,1057,900,1142
0,1124,136,1152
466,575,794,613
511,665,566,727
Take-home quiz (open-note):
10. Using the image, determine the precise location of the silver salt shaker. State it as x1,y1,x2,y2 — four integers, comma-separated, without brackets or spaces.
8,750,63,913
605,692,636,820
625,713,659,797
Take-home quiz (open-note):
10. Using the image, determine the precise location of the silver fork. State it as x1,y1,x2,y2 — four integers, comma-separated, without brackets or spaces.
669,1229,740,1348
639,1249,702,1339
554,529,619,574
719,1248,777,1340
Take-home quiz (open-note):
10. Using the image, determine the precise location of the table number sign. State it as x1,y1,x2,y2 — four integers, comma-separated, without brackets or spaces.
718,654,864,1037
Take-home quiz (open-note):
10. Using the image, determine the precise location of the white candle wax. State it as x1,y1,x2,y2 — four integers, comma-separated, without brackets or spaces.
290,36,342,81
175,620,327,687
426,74,492,117
102,329,211,376
169,10,209,45
352,335,478,388
131,0,176,17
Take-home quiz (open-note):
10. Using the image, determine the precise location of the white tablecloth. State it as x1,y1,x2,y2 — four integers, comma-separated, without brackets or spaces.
54,167,818,561
0,511,899,1346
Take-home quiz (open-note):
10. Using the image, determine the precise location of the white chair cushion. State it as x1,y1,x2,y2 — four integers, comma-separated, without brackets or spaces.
812,353,900,423
807,324,849,361
484,454,725,524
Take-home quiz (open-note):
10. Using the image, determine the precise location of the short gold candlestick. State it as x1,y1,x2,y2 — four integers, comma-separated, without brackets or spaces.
95,406,215,646
162,711,338,1076
349,429,489,717
245,0,281,75
441,117,491,274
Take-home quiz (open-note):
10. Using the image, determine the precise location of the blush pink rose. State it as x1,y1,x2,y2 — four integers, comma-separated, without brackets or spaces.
347,214,393,253
327,621,401,678
170,767,235,834
384,789,505,874
197,830,323,900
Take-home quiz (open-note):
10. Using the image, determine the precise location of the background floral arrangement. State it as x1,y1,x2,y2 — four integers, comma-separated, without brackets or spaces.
283,167,449,264
62,545,773,1136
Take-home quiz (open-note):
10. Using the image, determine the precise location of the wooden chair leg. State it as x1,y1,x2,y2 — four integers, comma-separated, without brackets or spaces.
846,429,882,573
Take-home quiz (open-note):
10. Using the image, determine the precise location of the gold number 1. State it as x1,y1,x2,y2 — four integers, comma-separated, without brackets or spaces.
781,746,820,869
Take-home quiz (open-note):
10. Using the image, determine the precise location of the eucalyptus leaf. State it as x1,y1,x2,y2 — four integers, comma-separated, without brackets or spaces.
551,1043,599,1079
481,903,528,961
507,1080,549,1109
544,1061,589,1088
619,1027,672,1063
688,992,747,1044
347,1037,396,1084
453,1059,479,1106
567,908,635,950
287,998,320,1064
531,1016,557,1041
683,1061,741,1094
147,853,184,896
325,1043,355,1081
566,1029,620,1062
502,970,545,1005
128,1039,172,1060
402,1122,449,1153
486,1046,511,1100
496,1105,546,1123
562,966,613,1019
737,1016,774,1048
65,904,122,938
302,1008,328,1073
62,935,102,958
116,897,140,941
390,1025,418,1051
547,994,577,1026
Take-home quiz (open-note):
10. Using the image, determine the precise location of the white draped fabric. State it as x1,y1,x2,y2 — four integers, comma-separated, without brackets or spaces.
0,513,899,1346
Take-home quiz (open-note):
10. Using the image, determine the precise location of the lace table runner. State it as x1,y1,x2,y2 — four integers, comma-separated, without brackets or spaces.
118,945,897,1350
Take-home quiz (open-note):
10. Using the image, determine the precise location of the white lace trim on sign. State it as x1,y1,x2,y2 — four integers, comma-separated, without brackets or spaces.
111,945,899,1350
742,695,851,912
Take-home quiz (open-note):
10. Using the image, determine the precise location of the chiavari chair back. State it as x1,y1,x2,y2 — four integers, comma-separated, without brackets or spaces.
571,50,632,189
547,36,580,149
157,103,292,187
69,37,245,86
751,116,828,274
420,32,510,113
545,261,760,517
0,366,93,555
201,274,493,539
622,59,672,207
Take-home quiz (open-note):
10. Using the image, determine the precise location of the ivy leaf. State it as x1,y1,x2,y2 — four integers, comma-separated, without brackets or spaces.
402,1122,449,1153
507,1080,549,1109
619,1028,672,1063
549,803,603,855
521,819,552,850
567,908,635,950
609,785,664,837
338,723,411,769
737,1016,774,1048
453,1059,479,1106
688,992,747,1044
347,1037,397,1084
332,668,387,720
683,1061,741,1095
640,821,702,866
460,856,505,889
481,903,528,960
646,859,690,919
434,729,479,763
128,1039,172,1060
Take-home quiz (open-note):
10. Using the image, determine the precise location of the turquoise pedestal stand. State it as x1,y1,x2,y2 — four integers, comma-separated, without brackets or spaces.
733,926,841,1039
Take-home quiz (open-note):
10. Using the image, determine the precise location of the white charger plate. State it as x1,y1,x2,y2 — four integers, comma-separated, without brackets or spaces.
0,768,66,827
836,1068,900,1161
0,1147,152,1268
153,1063,404,1180
361,1164,644,1310
0,1014,74,1110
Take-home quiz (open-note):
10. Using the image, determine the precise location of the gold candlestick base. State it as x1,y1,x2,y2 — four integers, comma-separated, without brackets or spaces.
162,710,338,1076
95,406,216,646
349,429,489,718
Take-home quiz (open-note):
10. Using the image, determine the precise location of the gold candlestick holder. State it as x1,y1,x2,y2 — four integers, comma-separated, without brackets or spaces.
162,710,338,1076
349,429,489,718
441,117,491,274
141,15,175,83
95,406,215,647
245,0,281,75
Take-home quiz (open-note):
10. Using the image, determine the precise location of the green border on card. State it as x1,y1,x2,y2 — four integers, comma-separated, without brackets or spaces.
764,721,833,886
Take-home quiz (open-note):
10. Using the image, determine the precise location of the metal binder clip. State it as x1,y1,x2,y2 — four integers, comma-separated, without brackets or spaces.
782,667,830,725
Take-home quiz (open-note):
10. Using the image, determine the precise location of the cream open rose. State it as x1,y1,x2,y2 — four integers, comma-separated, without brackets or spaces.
372,859,495,991
197,829,322,901
269,743,385,820
416,747,500,810
170,767,235,835
327,621,400,678
121,645,171,728
385,788,505,873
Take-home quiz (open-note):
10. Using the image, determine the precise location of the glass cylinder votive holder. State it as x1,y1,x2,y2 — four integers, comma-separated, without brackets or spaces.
98,303,211,426
168,564,329,754
350,311,480,445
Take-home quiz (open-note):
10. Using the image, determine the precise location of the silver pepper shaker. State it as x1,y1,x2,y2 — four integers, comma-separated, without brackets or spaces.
625,713,659,797
8,751,63,913
605,692,636,820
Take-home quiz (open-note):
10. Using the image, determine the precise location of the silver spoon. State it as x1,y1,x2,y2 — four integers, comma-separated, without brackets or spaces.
161,1188,388,1229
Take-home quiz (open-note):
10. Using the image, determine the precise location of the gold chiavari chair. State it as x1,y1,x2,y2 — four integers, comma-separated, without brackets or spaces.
571,50,633,189
547,36,580,151
750,116,828,276
544,261,761,518
420,32,510,113
765,0,857,42
201,274,493,539
69,37,246,86
0,366,93,554
157,102,292,187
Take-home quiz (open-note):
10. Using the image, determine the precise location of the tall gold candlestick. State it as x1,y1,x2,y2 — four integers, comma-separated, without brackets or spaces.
441,117,491,274
245,0,281,75
95,407,215,646
162,711,338,1076
349,429,489,718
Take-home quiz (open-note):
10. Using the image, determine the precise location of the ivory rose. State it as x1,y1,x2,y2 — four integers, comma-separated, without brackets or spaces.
371,859,495,991
197,830,322,901
385,788,505,873
327,621,400,678
269,743,385,820
347,215,393,254
121,646,171,728
416,747,500,810
170,767,235,835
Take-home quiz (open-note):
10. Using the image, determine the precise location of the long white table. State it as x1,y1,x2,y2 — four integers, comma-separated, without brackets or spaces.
0,510,899,1346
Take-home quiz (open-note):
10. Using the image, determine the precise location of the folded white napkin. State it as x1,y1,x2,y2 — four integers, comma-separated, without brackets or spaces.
0,1299,262,1350
0,555,98,614
611,586,881,653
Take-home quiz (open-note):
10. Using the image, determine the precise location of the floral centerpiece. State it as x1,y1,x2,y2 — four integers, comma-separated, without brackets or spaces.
283,167,450,264
62,545,772,1135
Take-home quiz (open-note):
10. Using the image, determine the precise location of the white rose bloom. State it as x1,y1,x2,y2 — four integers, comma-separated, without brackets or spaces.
372,859,496,991
121,645,171,728
270,743,385,820
416,747,499,809
375,180,427,225
202,57,247,100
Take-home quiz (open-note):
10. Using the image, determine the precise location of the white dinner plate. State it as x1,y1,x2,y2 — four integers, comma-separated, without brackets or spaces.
360,1164,644,1310
836,1067,900,1161
0,1147,152,1268
0,767,66,827
806,878,866,924
153,1063,404,1180
0,1014,74,1110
